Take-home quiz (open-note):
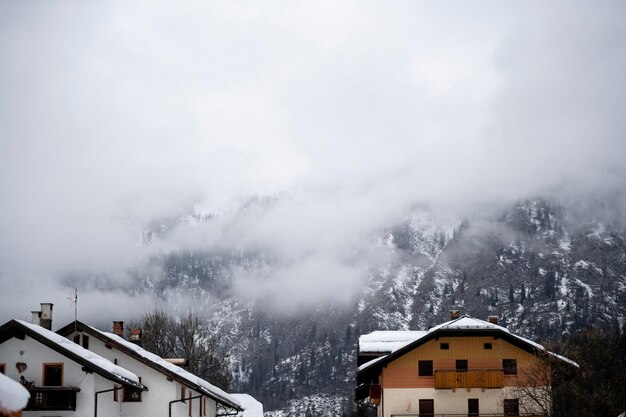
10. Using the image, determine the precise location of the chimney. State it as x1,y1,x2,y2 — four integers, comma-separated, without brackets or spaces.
112,321,124,337
31,311,41,326
129,328,142,346
488,315,498,325
31,303,53,330
450,310,460,320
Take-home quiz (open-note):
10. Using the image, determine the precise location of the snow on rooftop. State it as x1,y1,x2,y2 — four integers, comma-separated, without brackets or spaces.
359,331,427,353
0,372,29,412
15,320,140,385
232,394,263,417
358,315,579,372
90,327,241,409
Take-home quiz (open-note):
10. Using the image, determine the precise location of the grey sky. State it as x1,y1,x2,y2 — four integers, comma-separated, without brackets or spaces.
1,1,625,322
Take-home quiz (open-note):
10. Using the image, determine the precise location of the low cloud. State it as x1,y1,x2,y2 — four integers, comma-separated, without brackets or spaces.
1,1,625,320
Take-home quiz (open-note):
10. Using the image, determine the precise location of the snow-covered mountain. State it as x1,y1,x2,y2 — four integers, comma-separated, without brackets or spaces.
85,197,626,416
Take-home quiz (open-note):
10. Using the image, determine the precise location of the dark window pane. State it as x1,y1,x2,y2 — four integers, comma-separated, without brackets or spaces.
419,399,434,417
503,359,518,375
484,342,492,350
456,359,468,371
504,399,519,416
43,364,63,386
82,335,89,349
0,364,5,374
468,398,479,416
418,360,433,376
440,343,449,350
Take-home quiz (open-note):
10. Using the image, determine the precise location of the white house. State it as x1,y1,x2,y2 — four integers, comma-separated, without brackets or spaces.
56,320,243,417
0,319,146,417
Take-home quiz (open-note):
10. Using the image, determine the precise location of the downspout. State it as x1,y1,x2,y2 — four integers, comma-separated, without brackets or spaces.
169,393,203,417
95,385,123,417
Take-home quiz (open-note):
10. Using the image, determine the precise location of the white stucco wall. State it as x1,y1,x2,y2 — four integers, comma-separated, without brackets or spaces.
69,330,221,417
381,387,548,416
0,334,122,417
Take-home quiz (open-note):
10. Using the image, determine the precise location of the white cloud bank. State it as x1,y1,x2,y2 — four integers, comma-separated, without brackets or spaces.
1,0,625,319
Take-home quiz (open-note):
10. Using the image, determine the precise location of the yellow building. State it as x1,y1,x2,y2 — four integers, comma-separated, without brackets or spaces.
355,315,578,417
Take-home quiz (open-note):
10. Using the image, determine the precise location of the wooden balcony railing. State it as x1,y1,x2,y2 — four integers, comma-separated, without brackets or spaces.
434,369,504,389
25,387,80,411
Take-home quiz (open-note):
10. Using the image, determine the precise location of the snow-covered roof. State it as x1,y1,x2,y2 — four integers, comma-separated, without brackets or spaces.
358,315,579,373
231,393,263,417
359,331,427,353
0,372,29,413
5,320,143,388
89,326,242,411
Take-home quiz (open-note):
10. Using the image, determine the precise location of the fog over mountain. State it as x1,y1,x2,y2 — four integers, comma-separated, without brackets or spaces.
1,1,625,325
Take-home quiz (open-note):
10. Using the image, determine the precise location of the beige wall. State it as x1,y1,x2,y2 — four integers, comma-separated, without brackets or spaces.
381,387,548,416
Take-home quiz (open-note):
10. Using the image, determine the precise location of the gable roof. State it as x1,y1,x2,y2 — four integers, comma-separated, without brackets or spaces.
0,320,145,390
359,331,427,354
358,315,578,375
57,321,242,411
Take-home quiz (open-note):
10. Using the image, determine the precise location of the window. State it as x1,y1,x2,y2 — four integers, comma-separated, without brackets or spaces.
181,385,186,402
43,363,63,386
504,399,519,416
123,378,142,402
484,342,492,349
440,342,449,350
468,398,479,416
0,363,5,374
456,359,468,372
73,334,80,344
503,359,518,375
419,399,434,417
418,360,433,376
82,335,89,349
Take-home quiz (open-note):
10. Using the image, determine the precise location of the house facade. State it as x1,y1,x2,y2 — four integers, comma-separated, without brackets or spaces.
56,320,242,417
0,319,145,417
356,315,578,417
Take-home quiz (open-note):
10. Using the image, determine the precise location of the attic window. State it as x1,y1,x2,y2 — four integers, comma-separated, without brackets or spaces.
82,335,89,349
484,343,493,350
440,342,449,350
0,363,5,374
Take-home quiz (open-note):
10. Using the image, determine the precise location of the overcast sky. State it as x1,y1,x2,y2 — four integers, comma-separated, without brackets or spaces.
1,1,625,323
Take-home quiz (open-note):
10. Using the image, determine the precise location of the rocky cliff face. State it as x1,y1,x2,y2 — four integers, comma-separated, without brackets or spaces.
126,198,626,416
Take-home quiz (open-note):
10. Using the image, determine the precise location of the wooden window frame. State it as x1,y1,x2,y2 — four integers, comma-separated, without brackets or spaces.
503,359,518,375
42,363,64,386
418,360,433,376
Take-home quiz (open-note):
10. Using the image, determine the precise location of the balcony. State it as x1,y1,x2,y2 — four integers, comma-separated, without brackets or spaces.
25,387,80,411
434,369,504,389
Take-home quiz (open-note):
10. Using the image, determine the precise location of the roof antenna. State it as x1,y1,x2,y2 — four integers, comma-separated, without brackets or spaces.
68,288,78,333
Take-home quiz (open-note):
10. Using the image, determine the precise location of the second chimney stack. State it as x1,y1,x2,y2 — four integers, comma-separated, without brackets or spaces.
112,321,124,337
